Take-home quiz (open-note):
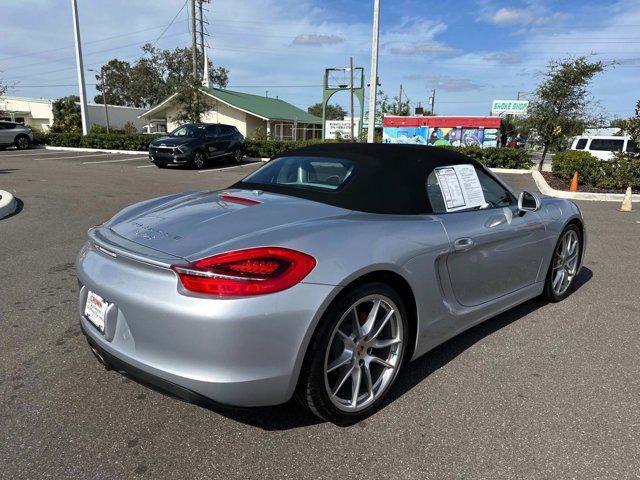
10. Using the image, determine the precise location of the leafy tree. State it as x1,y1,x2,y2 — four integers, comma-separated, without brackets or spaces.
626,100,640,146
524,56,605,170
173,79,209,124
307,103,347,120
50,95,82,133
93,44,229,107
610,117,628,135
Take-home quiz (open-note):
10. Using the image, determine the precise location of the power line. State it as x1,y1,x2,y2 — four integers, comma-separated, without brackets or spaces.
0,20,189,63
152,0,188,47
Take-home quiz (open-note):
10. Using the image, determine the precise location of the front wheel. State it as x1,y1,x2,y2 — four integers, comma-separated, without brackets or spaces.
15,135,31,150
543,224,582,302
298,282,408,424
189,151,206,169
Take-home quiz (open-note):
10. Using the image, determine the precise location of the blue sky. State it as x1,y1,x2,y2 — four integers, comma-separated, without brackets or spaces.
1,0,639,119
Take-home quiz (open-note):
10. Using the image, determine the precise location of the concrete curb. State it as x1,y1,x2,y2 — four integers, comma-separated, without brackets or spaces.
45,146,148,155
0,190,17,219
491,168,531,174
531,169,631,202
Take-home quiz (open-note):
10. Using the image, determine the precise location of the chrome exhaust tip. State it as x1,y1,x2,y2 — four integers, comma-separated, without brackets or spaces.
90,347,111,371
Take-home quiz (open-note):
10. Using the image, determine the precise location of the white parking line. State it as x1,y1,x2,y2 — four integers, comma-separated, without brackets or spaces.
82,156,149,165
197,163,257,173
137,164,156,168
33,153,112,161
0,150,71,158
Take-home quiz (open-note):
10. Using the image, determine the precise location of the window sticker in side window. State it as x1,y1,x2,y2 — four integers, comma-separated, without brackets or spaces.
434,164,486,212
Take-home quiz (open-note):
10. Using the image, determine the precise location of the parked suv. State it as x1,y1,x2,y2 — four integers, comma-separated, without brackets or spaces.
148,123,244,169
0,121,33,150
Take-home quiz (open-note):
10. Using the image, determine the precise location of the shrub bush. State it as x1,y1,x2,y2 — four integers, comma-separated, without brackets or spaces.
46,133,160,151
32,130,50,145
552,150,640,190
35,133,534,170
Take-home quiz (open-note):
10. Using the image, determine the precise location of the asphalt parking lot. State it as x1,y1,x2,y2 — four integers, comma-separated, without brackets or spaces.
1,147,639,479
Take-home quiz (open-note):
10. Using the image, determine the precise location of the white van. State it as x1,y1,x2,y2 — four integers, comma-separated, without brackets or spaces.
570,135,637,160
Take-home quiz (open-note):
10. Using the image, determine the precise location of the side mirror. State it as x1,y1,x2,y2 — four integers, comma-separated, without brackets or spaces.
518,191,541,213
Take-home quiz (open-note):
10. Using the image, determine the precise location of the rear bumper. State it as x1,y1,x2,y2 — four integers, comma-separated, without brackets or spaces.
76,240,336,407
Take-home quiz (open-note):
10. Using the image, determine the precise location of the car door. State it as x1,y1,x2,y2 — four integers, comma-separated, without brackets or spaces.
0,122,14,145
203,125,223,158
427,164,547,307
217,126,234,154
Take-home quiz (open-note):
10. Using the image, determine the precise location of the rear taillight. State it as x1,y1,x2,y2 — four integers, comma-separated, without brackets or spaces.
171,247,316,296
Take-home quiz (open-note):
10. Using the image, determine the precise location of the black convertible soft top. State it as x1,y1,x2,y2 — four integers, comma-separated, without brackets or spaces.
233,143,485,215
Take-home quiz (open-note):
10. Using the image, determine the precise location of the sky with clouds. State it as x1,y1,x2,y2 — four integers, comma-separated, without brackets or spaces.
1,0,639,119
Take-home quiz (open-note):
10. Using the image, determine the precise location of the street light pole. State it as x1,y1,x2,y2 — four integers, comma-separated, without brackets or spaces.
366,0,380,143
70,0,88,135
90,68,110,133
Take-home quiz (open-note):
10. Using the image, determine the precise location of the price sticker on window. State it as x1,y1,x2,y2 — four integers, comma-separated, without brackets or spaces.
434,164,486,212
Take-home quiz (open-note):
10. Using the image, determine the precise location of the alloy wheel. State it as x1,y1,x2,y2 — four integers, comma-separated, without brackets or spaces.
193,152,205,169
552,229,580,295
234,149,242,163
17,137,29,149
324,295,404,412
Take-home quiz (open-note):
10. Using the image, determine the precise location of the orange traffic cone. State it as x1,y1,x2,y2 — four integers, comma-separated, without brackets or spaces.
569,171,578,192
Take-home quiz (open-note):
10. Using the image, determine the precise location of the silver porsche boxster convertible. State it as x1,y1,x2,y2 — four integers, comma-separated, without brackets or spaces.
77,143,585,423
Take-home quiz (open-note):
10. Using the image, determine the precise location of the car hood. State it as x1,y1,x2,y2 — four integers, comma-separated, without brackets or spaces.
151,137,196,147
107,189,349,261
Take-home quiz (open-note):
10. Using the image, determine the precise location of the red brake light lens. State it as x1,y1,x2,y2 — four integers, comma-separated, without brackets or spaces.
171,247,316,296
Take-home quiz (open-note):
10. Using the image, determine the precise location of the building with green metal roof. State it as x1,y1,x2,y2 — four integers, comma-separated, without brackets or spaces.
138,87,322,140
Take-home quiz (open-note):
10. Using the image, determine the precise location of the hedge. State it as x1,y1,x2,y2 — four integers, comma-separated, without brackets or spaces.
552,150,640,190
35,133,533,170
43,133,162,151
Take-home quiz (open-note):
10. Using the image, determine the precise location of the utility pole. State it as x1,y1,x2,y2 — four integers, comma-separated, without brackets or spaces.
198,0,210,86
70,0,88,135
366,0,380,143
190,0,197,80
397,84,403,115
349,57,355,141
429,89,436,115
89,68,109,133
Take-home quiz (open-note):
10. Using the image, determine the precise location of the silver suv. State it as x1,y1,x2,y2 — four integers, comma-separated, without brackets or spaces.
0,121,33,149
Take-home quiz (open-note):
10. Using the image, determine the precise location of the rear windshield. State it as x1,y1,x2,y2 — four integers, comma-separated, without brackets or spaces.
589,138,624,152
242,156,356,191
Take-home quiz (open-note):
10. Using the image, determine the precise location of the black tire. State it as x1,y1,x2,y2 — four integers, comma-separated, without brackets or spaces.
297,282,409,424
543,224,582,302
232,148,243,163
189,151,206,169
15,135,31,150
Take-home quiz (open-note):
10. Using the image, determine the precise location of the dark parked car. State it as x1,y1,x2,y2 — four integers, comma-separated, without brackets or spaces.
148,123,244,169
0,121,33,150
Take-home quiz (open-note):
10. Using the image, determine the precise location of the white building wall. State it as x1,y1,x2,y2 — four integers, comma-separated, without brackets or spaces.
86,104,148,132
0,97,54,131
162,97,267,137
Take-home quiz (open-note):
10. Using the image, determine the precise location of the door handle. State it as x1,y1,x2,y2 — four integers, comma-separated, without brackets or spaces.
453,237,475,252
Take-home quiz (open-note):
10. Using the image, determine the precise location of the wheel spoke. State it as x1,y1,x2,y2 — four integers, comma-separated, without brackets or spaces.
363,363,374,398
553,269,564,290
351,308,362,339
361,299,381,337
372,337,401,349
351,366,362,406
368,309,394,341
327,352,352,373
331,365,355,396
370,356,394,369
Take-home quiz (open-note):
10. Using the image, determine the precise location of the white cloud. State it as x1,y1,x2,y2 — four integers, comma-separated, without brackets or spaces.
291,34,344,46
490,7,536,25
404,74,483,92
390,43,459,55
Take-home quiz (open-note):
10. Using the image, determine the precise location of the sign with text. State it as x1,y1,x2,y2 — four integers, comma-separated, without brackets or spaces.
325,120,357,139
491,100,529,116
